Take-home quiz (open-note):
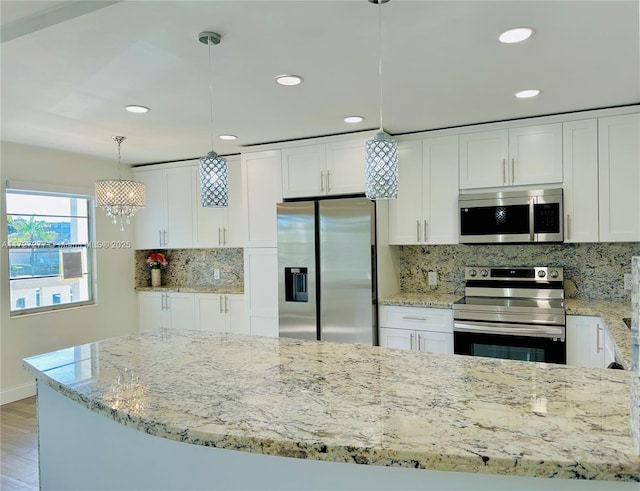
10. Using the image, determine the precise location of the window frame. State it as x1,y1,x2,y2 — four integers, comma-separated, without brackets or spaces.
5,187,97,316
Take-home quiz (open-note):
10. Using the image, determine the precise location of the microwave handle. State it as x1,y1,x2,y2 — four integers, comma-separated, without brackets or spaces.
529,197,535,241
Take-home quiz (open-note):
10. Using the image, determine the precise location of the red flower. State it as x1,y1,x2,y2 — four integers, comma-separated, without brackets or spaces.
146,252,168,269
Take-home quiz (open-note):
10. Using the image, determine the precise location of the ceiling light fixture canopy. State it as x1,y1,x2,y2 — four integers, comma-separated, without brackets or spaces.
95,136,145,231
198,31,228,208
365,0,398,201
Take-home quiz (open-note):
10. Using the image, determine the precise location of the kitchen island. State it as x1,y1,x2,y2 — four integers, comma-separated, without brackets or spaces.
24,329,639,490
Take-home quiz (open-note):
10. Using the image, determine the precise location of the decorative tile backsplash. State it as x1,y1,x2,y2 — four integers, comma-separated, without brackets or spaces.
135,248,243,291
400,242,640,299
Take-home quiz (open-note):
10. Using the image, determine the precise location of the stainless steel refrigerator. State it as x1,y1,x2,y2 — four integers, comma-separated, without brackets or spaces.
277,197,377,345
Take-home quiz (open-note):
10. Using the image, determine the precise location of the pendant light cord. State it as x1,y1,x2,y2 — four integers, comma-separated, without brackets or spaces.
207,38,214,151
378,0,383,132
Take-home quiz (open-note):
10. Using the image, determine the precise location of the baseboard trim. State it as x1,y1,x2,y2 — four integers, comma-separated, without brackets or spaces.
1,382,36,405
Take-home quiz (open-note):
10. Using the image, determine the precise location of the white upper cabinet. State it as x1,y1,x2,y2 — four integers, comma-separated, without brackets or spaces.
562,119,599,243
134,165,193,249
389,136,458,245
459,123,563,189
598,113,640,242
282,145,326,198
241,150,283,248
281,139,366,198
193,156,243,248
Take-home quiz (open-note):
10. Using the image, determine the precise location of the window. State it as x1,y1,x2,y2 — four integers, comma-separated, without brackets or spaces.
6,190,94,314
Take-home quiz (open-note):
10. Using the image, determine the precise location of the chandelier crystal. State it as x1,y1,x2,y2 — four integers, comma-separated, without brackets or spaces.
199,31,228,208
365,0,398,201
95,136,145,231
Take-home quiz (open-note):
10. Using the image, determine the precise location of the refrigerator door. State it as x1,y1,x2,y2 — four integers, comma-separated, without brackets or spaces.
319,198,376,345
277,202,317,340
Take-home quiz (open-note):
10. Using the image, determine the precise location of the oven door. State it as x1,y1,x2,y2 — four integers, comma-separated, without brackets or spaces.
453,329,566,364
459,196,532,243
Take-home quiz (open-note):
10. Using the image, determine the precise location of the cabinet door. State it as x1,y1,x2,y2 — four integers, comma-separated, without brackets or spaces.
134,170,165,249
417,331,453,355
388,140,423,245
226,294,247,334
164,166,194,248
224,157,244,247
378,327,415,351
195,294,227,332
508,124,563,186
166,293,196,330
459,129,508,189
424,135,459,244
244,248,279,337
281,145,326,198
137,292,167,330
325,139,366,195
598,113,640,242
241,151,283,247
566,315,604,368
193,165,226,248
562,120,599,242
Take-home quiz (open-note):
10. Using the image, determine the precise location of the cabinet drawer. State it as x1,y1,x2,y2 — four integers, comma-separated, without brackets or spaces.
379,306,452,333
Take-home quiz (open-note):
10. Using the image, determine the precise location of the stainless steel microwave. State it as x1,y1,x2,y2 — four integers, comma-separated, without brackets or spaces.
459,188,563,244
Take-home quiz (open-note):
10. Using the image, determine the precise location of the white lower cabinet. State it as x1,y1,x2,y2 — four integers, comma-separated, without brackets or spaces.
137,292,196,330
378,306,453,355
195,293,245,334
243,248,279,337
138,292,244,333
566,315,616,368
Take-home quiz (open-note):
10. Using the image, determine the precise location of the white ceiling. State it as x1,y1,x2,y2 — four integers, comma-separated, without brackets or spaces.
1,0,639,166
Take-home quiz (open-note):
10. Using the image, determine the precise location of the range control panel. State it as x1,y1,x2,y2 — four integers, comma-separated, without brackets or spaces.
464,266,563,282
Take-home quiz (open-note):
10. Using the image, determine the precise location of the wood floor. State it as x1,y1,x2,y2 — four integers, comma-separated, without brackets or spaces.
1,396,39,490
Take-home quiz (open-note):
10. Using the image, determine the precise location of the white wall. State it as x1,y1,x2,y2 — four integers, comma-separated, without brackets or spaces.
1,142,139,404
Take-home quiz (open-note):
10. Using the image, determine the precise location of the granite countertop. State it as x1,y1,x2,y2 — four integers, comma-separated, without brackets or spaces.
23,329,639,482
135,286,244,294
380,293,632,369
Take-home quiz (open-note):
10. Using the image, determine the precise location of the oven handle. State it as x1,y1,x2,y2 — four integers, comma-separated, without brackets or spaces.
454,321,564,339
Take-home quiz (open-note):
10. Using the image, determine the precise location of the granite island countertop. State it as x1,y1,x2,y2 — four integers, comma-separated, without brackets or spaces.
381,292,633,369
23,329,639,482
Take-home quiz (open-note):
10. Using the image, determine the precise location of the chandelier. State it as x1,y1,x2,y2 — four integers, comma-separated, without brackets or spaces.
198,31,228,207
95,136,145,231
365,0,398,200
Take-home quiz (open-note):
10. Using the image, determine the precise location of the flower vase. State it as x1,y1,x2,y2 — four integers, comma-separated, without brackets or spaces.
151,268,162,287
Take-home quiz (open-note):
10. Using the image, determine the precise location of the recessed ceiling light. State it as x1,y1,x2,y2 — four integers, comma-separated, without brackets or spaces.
498,27,535,44
275,74,303,86
124,105,150,113
219,134,237,141
515,89,541,99
344,116,364,124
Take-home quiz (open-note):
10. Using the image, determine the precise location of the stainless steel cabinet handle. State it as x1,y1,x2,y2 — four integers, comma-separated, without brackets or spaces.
326,170,331,193
223,227,227,245
320,171,324,192
409,332,414,350
566,214,571,241
164,293,169,311
511,158,515,183
163,230,168,247
224,295,228,313
159,230,163,247
596,324,602,353
218,227,222,246
424,220,428,241
160,293,165,310
417,333,422,352
403,315,428,321
219,295,223,314
416,220,420,242
502,159,507,184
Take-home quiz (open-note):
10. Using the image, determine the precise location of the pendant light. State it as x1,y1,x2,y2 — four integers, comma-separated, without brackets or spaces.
198,31,228,208
95,136,145,231
365,0,398,201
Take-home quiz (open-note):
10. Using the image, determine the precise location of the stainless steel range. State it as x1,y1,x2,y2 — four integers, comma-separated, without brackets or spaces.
453,266,566,364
